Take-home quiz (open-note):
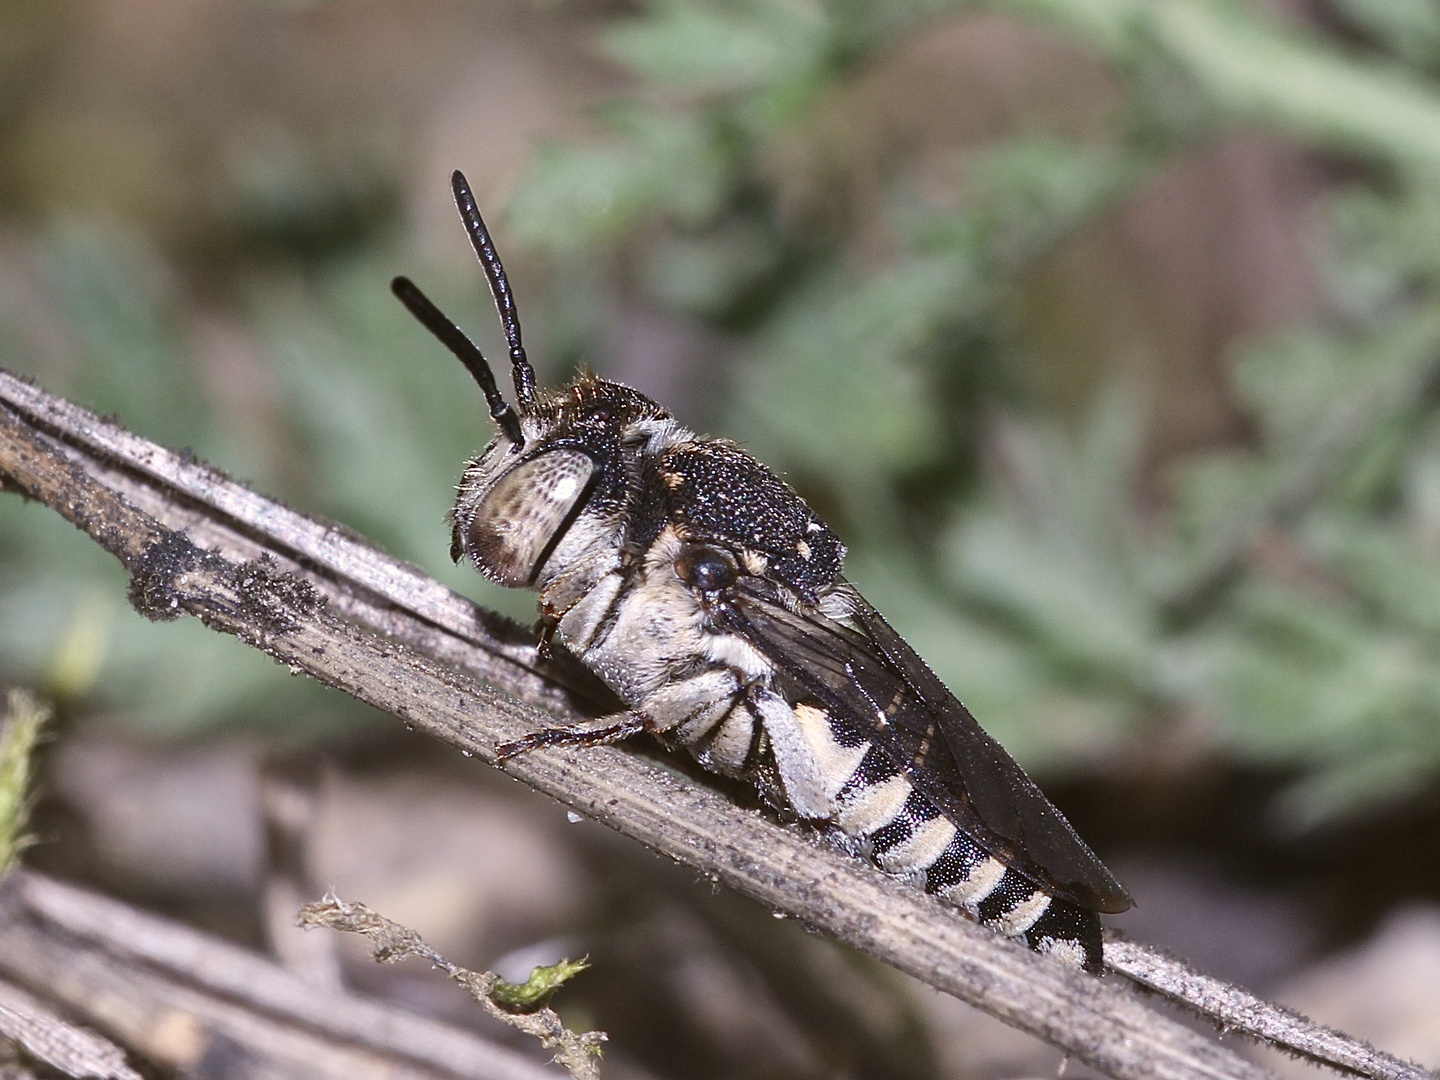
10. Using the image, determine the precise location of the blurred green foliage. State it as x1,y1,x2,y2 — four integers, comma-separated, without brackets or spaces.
504,0,1440,829
5,0,1440,833
0,225,535,736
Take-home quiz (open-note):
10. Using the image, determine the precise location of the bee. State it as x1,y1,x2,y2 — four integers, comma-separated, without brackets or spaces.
392,171,1132,972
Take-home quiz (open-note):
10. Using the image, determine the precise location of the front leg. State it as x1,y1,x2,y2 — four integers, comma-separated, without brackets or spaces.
534,599,560,662
495,711,656,761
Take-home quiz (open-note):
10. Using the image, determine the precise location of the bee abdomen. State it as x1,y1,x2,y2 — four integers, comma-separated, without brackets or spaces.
834,745,1103,972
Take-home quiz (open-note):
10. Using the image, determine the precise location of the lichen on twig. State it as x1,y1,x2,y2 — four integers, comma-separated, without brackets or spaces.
298,895,604,1080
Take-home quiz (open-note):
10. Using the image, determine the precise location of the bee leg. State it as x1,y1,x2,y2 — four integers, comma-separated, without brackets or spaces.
535,601,560,662
494,711,654,760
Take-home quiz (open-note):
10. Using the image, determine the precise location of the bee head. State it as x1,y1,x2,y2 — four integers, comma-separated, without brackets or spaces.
393,171,677,589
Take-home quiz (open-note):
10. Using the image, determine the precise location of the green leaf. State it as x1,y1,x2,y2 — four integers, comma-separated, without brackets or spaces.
921,139,1141,269
603,0,829,95
507,110,728,251
1328,0,1440,70
641,221,781,315
728,256,964,490
489,957,590,1012
1148,0,1440,179
946,510,1159,692
36,224,213,452
847,553,1135,772
1305,513,1440,639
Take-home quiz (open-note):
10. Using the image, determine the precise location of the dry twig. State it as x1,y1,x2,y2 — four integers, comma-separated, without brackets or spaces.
1104,938,1431,1080
0,977,140,1080
0,870,566,1080
299,897,603,1080
0,367,1431,1080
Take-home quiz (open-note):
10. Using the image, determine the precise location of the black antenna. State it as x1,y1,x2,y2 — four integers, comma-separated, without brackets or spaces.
391,276,523,446
450,170,537,408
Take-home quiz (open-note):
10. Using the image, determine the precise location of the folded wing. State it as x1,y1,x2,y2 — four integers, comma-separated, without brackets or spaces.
719,580,1132,915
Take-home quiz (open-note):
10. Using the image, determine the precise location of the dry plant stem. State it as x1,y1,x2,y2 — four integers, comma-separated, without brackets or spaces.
0,871,562,1080
1104,939,1433,1080
298,897,603,1080
0,976,140,1080
0,371,1424,1080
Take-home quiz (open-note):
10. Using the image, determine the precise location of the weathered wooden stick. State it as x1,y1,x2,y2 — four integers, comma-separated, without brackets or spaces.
1103,938,1430,1080
0,367,1429,1080
0,871,561,1080
0,973,140,1080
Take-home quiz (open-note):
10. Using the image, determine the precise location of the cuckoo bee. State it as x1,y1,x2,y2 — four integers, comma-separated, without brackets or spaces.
392,171,1132,972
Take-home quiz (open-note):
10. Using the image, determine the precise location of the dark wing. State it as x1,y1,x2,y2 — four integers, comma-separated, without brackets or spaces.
718,578,1133,914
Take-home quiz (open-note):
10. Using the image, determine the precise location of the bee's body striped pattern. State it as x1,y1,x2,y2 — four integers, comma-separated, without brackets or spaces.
393,171,1131,976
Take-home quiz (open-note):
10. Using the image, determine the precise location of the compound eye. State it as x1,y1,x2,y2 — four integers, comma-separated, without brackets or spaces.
462,449,594,587
676,546,736,593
